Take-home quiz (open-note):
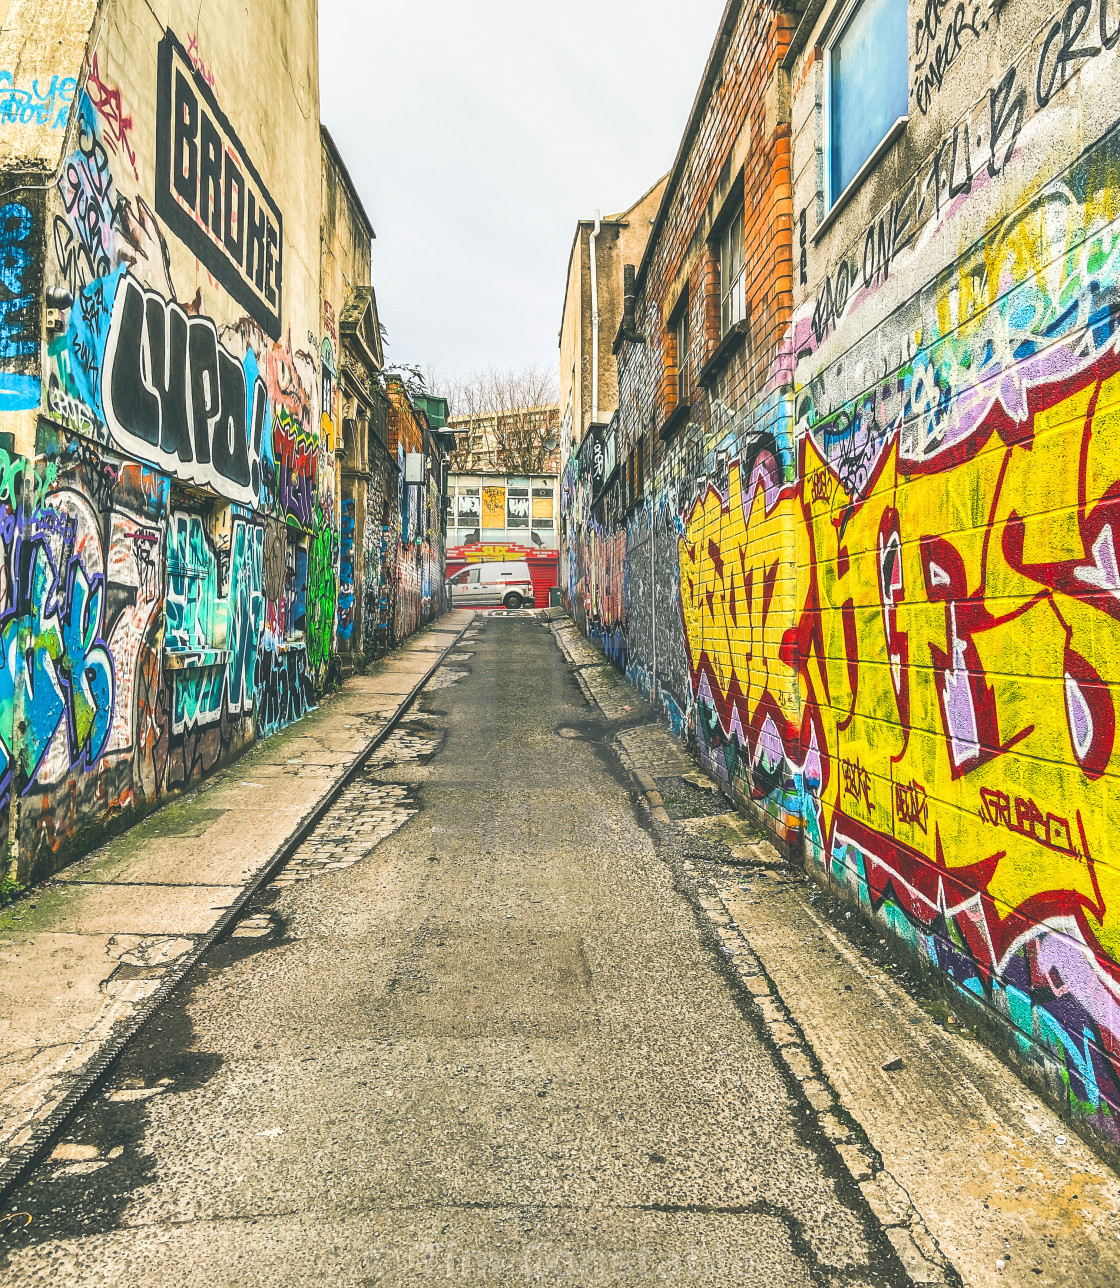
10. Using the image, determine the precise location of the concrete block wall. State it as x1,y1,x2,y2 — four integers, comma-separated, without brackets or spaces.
563,0,1120,1157
787,0,1120,1156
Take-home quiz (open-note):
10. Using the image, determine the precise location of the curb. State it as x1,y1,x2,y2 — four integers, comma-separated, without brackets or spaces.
550,614,960,1288
694,882,959,1287
0,614,474,1208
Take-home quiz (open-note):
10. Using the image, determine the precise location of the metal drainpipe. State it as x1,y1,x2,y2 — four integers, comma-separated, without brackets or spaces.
651,496,657,707
590,212,601,424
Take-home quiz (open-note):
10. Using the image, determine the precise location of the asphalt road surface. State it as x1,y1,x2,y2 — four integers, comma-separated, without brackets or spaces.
0,616,909,1286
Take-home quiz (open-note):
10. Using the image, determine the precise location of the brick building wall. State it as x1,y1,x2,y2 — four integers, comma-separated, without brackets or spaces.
566,0,803,842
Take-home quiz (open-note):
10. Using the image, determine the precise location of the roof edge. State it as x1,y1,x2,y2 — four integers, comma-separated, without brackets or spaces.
605,171,670,223
634,0,744,296
321,124,376,243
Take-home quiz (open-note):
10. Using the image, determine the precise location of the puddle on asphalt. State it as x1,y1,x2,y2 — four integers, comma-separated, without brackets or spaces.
0,982,223,1254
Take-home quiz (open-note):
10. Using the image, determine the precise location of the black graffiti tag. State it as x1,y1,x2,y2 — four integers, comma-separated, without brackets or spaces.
55,110,120,293
1037,0,1120,107
914,0,988,115
103,274,267,505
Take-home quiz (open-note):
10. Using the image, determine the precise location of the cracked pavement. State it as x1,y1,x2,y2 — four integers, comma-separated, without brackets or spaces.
0,614,908,1286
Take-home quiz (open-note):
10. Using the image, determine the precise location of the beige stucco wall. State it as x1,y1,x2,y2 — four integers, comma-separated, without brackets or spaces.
558,223,586,463
558,177,667,465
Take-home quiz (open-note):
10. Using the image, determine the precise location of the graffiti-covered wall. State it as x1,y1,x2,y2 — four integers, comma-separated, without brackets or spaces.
386,379,445,643
0,0,337,881
563,0,798,767
787,0,1120,1151
564,0,1120,1155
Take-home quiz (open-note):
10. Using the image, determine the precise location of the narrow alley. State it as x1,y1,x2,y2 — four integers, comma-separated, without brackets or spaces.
3,615,1119,1287
0,615,906,1285
1,0,1119,1282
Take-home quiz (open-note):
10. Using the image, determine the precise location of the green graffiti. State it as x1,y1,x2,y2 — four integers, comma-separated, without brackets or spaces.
306,517,337,673
0,447,55,513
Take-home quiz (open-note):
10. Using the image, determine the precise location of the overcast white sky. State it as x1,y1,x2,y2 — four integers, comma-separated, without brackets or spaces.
319,1,726,386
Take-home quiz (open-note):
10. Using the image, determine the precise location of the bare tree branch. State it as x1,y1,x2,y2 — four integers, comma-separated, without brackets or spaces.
447,365,560,474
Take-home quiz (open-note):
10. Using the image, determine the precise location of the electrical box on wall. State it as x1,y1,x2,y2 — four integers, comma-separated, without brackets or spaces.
404,453,425,483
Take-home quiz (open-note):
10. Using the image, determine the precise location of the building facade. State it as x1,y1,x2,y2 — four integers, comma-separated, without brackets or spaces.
557,179,667,465
386,380,451,640
787,0,1120,1151
564,0,796,712
320,127,395,668
0,0,446,886
563,0,1120,1155
447,471,559,551
446,403,561,603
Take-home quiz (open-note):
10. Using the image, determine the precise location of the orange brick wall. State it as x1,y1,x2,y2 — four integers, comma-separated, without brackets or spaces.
565,0,802,845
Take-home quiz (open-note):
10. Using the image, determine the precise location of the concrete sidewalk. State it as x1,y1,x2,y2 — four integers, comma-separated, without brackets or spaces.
551,615,1120,1288
0,615,467,1189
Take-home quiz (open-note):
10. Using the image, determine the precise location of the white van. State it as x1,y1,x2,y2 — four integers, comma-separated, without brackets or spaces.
449,561,535,609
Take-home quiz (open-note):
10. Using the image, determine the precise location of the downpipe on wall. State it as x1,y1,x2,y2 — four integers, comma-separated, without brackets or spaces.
590,211,600,424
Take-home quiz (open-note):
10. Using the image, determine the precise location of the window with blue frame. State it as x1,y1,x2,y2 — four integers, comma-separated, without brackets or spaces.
166,508,217,652
829,0,908,206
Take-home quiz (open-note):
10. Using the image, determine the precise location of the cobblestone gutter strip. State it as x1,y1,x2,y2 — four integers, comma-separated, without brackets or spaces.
551,616,960,1288
0,617,474,1209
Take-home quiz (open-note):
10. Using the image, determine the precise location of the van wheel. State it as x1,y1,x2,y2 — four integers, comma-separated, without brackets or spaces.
503,593,524,610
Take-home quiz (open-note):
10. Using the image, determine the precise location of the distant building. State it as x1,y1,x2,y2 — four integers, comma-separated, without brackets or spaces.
557,180,667,463
446,403,561,605
556,180,666,626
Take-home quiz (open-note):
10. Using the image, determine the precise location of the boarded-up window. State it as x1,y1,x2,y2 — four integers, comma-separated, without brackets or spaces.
508,488,529,527
482,486,505,527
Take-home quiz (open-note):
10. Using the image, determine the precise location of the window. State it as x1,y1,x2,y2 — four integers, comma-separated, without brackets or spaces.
720,207,745,335
166,506,218,652
456,488,480,529
287,532,308,638
481,485,505,530
531,486,554,530
675,306,690,404
799,209,807,285
626,438,647,508
507,486,530,528
828,0,908,205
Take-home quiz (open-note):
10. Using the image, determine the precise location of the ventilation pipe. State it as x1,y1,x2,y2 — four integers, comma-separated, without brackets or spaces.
590,210,601,424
